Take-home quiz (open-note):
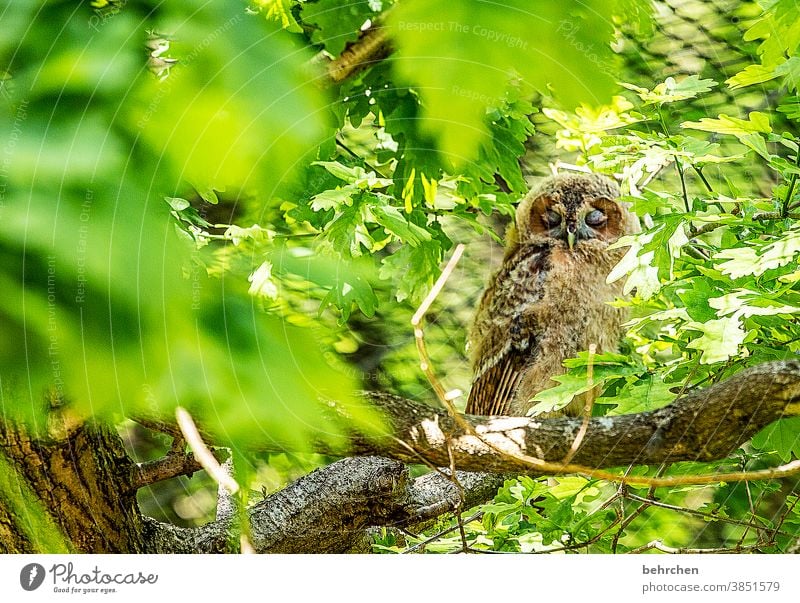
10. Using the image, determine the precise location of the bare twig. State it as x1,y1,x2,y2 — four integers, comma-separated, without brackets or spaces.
175,407,239,495
626,539,771,554
401,512,483,554
446,439,470,554
411,242,473,553
411,243,466,410
771,492,800,541
561,344,597,466
131,452,205,492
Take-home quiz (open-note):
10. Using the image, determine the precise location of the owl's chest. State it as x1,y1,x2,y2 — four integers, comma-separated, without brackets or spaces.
494,244,625,345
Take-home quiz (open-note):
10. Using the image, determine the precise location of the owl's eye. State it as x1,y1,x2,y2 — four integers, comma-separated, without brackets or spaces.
544,209,562,228
585,209,607,227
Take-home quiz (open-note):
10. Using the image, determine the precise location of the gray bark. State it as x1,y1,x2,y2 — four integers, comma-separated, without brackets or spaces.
142,456,508,553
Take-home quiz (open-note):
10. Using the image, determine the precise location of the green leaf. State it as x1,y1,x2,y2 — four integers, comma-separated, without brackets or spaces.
247,261,279,300
529,361,639,415
310,185,358,211
134,4,328,195
684,317,747,364
681,112,772,139
739,0,800,77
621,75,717,105
726,63,780,89
715,227,800,278
607,223,686,300
708,289,800,319
751,417,800,463
600,377,675,415
379,240,442,302
777,96,800,120
369,204,432,246
736,54,800,94
322,201,375,256
714,247,760,279
312,162,393,189
254,0,304,33
760,227,800,273
676,278,718,322
301,0,380,56
320,273,379,320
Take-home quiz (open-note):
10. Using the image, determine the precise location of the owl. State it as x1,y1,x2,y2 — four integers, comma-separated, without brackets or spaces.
465,173,640,418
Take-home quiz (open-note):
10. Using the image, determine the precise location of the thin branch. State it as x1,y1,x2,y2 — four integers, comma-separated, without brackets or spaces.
753,211,800,220
446,439,470,554
691,211,800,239
401,512,483,554
129,414,182,438
411,242,465,409
676,160,691,213
771,491,800,541
624,492,794,538
131,452,204,491
782,151,800,217
561,344,596,466
639,161,670,191
411,243,471,552
693,166,714,193
626,539,771,554
325,25,391,84
175,407,239,495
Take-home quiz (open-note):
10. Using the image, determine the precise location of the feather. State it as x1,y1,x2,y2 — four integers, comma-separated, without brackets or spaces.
465,340,532,415
466,243,549,416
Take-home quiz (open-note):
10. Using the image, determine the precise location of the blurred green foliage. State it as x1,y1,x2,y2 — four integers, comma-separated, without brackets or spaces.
0,0,374,450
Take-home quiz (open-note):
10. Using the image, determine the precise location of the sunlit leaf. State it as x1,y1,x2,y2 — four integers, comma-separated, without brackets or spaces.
684,317,747,364
621,75,717,105
681,112,771,138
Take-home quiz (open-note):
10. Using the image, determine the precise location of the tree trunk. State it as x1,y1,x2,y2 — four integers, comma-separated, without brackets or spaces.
0,417,143,553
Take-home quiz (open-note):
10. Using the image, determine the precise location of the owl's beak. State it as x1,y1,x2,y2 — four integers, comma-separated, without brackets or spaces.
566,223,577,249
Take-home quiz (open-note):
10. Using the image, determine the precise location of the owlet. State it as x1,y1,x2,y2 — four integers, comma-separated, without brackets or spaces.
465,173,640,417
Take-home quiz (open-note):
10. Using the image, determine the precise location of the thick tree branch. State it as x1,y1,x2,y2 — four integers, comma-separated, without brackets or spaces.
142,456,507,554
342,360,800,475
132,360,800,478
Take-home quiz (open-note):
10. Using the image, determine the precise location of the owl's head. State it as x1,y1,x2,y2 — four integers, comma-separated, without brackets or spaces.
515,173,639,249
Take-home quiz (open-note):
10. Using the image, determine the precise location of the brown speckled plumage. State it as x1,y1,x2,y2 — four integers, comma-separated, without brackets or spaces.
466,173,640,417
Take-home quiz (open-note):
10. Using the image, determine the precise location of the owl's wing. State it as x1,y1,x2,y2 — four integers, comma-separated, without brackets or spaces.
465,339,532,416
465,243,550,416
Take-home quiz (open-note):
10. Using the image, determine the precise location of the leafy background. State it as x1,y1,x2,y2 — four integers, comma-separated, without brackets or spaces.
1,0,799,551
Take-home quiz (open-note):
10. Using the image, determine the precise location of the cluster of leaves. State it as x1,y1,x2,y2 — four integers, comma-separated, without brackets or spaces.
235,0,654,321
1,0,659,538
375,466,800,553
531,72,800,453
